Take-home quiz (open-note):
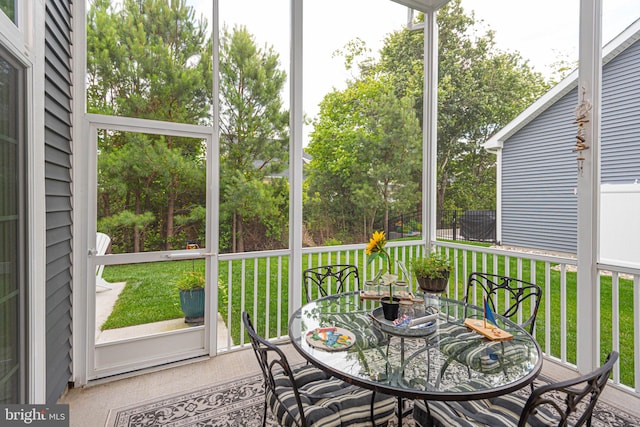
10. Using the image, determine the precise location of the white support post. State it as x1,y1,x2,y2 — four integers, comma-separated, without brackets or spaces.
289,0,304,317
71,0,89,388
207,0,221,357
423,10,438,252
495,150,503,245
576,0,602,374
28,0,48,402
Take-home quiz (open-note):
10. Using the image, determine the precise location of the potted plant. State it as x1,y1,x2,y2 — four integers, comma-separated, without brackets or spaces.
410,251,452,293
176,271,205,323
366,231,406,320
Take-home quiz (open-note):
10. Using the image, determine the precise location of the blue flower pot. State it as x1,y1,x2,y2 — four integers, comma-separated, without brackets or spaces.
179,288,205,323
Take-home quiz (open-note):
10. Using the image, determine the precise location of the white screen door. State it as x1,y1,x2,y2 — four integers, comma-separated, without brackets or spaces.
87,116,219,380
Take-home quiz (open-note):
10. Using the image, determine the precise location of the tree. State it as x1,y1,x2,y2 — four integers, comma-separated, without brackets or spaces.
88,2,289,254
306,75,421,242
377,0,550,210
305,0,551,244
87,0,212,252
218,26,289,252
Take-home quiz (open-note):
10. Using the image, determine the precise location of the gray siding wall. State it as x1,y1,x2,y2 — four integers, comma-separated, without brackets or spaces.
44,0,73,403
601,40,640,184
502,92,578,253
501,37,640,253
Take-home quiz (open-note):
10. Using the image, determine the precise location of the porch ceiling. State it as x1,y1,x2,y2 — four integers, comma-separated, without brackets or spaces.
390,0,451,13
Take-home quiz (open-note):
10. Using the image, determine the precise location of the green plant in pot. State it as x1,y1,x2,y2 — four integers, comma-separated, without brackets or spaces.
176,270,205,324
411,251,452,293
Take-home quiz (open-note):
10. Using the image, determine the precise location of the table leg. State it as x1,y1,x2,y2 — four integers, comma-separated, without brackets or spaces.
400,337,405,377
397,396,403,426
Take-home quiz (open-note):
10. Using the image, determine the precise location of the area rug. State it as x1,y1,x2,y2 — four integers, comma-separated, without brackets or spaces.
106,372,640,427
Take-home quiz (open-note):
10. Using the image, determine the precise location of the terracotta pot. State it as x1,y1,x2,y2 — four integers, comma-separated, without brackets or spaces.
416,271,450,293
380,296,401,321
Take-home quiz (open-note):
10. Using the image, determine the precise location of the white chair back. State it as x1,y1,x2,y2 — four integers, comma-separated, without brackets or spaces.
96,232,111,290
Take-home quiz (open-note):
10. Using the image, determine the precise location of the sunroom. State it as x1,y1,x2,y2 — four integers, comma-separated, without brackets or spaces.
3,0,640,424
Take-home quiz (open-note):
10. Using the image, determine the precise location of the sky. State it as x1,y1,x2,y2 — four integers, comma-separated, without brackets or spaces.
189,0,640,143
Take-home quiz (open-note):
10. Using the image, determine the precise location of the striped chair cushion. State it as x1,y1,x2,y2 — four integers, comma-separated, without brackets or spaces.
268,364,396,426
436,320,475,339
436,321,530,375
414,385,559,427
440,338,530,374
414,380,488,427
329,312,389,349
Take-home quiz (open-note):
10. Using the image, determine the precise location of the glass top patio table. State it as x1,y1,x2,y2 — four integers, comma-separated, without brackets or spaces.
288,291,542,402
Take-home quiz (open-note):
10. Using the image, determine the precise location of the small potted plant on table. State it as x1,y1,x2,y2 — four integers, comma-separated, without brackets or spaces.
366,231,408,320
411,251,452,294
177,271,205,324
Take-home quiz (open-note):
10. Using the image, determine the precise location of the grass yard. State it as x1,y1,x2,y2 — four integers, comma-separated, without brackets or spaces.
100,244,635,387
100,260,195,329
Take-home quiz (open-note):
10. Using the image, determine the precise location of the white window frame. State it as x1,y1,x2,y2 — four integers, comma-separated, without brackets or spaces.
0,2,47,403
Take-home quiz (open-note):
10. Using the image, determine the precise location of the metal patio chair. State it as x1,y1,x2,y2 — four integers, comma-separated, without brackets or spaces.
464,272,542,334
302,264,360,303
414,351,619,427
242,311,395,426
433,272,543,386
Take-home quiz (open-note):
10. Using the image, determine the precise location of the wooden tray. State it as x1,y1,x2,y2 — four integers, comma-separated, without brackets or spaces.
359,290,415,301
464,318,513,341
305,327,356,351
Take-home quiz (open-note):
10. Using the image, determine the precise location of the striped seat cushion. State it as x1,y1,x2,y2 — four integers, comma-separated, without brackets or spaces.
436,320,530,375
436,320,476,339
329,312,389,349
414,386,559,427
268,364,396,426
440,338,530,374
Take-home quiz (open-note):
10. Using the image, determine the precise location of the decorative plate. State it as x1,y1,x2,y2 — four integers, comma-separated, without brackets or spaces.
305,327,356,351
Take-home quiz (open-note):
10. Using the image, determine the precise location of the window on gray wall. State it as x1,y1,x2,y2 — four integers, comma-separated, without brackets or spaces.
0,47,25,404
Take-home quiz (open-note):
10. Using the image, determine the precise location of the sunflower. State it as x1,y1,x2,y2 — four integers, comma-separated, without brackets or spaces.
366,230,387,255
366,230,397,296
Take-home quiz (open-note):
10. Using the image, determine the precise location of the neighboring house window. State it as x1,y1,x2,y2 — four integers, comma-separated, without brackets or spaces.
0,46,25,403
0,0,16,23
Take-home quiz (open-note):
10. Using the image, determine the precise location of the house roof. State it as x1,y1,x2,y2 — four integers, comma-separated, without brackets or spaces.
483,17,640,153
254,151,312,179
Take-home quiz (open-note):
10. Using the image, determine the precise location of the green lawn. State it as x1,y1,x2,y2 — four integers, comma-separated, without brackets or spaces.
101,256,292,344
100,245,634,387
100,260,194,329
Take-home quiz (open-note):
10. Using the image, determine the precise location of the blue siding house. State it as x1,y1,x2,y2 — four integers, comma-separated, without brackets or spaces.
484,18,640,254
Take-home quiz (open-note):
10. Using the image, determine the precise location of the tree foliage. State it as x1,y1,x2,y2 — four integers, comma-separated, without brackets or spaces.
306,75,421,243
86,0,553,252
88,0,212,252
377,0,550,210
305,0,550,243
87,2,289,253
219,25,289,252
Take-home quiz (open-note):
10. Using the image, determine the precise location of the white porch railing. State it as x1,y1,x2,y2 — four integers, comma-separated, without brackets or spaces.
217,240,640,399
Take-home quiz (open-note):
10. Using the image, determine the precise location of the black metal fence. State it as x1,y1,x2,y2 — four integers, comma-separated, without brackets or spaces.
387,210,496,243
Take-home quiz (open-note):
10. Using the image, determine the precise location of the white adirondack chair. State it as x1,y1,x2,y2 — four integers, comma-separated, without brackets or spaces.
96,232,112,291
